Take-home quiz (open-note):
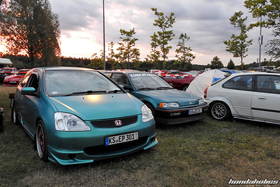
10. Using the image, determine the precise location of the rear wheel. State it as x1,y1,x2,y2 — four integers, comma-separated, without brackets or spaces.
210,101,231,120
36,120,48,162
11,103,18,124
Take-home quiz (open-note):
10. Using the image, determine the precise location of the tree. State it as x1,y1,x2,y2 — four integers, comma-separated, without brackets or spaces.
211,56,224,69
223,11,253,69
146,32,161,68
244,0,280,29
115,28,140,69
266,27,280,59
0,0,61,67
227,59,235,69
87,53,103,69
151,8,175,62
175,33,195,69
244,0,280,60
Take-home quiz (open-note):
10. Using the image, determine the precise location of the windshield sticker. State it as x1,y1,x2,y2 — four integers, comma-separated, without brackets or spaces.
129,74,156,78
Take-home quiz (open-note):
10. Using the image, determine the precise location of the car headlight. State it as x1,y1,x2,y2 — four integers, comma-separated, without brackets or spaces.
159,102,180,108
198,98,205,105
54,112,90,131
141,104,154,123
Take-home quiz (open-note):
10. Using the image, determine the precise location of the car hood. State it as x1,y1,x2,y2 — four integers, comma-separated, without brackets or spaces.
133,89,200,106
49,93,142,120
5,75,22,80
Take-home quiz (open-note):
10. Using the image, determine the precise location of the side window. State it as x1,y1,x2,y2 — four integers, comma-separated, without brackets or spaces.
111,73,129,85
20,71,32,87
26,74,39,91
256,75,280,93
223,75,253,91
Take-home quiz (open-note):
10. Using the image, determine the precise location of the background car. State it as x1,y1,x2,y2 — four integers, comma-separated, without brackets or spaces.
204,72,280,125
12,67,158,165
3,69,30,86
106,70,208,125
164,74,196,91
0,67,17,82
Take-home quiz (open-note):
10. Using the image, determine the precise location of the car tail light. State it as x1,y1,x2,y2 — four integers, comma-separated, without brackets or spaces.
204,86,209,98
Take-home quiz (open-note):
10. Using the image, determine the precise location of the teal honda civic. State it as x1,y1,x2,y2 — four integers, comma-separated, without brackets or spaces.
12,67,157,165
107,70,208,125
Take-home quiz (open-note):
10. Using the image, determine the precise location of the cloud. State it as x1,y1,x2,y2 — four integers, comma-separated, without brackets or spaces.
49,0,274,66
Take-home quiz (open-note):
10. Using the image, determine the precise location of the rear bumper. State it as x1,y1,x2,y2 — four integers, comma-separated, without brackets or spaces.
154,105,209,125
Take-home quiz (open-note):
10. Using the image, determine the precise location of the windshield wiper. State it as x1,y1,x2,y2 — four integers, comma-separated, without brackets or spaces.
65,90,107,96
155,87,173,90
137,87,155,91
107,90,122,93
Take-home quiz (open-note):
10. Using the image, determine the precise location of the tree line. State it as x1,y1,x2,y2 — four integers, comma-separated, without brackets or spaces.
1,0,280,71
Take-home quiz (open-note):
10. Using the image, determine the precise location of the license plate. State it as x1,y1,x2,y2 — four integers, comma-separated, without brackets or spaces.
188,108,202,115
9,81,17,83
105,132,138,146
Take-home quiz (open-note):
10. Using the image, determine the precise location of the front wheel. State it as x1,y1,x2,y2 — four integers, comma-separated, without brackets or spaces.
210,102,231,120
182,84,189,91
36,120,48,162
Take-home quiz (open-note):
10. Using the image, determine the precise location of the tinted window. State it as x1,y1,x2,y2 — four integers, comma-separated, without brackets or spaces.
223,75,253,91
256,75,280,94
111,73,130,85
129,73,172,90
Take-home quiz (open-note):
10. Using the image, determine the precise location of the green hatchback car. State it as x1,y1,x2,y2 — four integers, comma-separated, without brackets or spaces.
107,71,209,125
12,67,157,165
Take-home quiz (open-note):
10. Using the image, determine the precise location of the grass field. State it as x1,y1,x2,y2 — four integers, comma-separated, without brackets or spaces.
1,85,280,187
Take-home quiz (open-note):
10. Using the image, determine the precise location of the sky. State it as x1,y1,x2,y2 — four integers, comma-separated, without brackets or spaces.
48,0,274,66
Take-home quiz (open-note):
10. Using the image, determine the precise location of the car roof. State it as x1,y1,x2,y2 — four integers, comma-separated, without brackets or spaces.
104,70,143,74
231,72,280,76
32,67,96,71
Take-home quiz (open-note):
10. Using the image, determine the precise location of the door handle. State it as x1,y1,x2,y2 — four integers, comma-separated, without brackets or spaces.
258,97,266,100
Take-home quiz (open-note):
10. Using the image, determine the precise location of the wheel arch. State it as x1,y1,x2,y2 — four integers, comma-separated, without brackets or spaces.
208,97,237,116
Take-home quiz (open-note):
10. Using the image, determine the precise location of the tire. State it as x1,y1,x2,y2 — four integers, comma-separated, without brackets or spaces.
36,120,48,162
11,103,19,125
210,102,231,120
182,85,189,91
145,103,155,118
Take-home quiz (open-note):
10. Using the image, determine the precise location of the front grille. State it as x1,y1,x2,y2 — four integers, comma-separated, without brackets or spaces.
84,136,148,155
91,116,138,128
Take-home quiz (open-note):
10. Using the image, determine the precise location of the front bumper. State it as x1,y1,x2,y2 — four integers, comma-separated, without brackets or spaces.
47,134,158,165
46,119,158,165
154,105,209,125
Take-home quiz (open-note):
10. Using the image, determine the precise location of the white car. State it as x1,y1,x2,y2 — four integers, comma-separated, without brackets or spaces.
204,72,280,125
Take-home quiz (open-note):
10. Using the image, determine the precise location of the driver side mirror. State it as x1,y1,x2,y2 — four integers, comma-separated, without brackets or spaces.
21,87,36,95
120,84,133,91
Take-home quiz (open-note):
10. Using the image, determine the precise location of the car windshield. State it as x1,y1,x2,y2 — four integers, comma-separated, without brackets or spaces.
129,73,173,90
45,70,122,96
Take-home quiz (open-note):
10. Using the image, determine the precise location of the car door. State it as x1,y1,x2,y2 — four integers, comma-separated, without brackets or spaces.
252,75,280,123
222,75,254,118
18,72,40,137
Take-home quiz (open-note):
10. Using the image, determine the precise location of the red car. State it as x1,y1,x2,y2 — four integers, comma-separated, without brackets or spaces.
3,69,30,86
164,72,196,91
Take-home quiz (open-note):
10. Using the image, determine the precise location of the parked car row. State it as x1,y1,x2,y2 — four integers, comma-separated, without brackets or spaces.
9,67,280,166
11,68,209,165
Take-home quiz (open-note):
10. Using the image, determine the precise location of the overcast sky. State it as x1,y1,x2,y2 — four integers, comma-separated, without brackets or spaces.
48,0,273,66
